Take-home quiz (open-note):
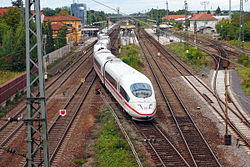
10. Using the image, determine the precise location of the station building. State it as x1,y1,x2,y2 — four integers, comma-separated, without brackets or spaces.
44,11,82,44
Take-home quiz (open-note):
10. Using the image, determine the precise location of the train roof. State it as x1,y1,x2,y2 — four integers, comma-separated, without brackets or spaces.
94,51,152,88
106,59,151,87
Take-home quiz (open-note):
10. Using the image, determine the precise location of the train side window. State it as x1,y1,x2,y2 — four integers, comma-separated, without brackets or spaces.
94,58,101,69
120,86,130,102
105,72,117,88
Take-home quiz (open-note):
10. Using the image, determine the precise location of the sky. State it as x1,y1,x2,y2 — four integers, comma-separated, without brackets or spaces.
0,0,249,14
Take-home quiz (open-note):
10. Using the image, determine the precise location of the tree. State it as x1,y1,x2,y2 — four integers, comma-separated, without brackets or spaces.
54,25,67,49
1,7,21,32
11,0,23,8
215,6,221,15
42,20,55,53
42,7,56,16
12,24,26,71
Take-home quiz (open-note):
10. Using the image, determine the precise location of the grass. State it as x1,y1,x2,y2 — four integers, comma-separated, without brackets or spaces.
0,71,25,85
119,44,144,72
93,107,138,167
229,40,250,50
74,158,87,166
165,42,211,72
238,68,250,96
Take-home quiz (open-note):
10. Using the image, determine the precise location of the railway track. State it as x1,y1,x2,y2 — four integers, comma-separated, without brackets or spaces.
140,29,250,149
0,43,95,145
136,28,221,166
0,42,96,166
134,121,190,167
21,67,97,166
173,31,249,58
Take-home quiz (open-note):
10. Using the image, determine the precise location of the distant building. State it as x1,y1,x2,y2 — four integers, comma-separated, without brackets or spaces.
44,11,82,44
71,3,87,25
189,13,218,34
162,15,192,23
214,16,230,22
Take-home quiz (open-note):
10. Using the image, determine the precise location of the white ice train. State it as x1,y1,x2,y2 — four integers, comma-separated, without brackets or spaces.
93,46,157,120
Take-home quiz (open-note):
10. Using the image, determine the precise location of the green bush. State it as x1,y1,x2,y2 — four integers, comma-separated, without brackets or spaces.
120,44,143,71
238,54,249,67
166,43,211,72
238,68,250,96
74,158,87,166
6,96,11,106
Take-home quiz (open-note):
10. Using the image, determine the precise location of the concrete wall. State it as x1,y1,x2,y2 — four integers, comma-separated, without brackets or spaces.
43,42,73,66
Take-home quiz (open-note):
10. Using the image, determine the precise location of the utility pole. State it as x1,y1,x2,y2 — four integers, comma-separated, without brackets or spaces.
20,1,24,24
201,1,209,33
229,0,232,23
224,69,231,145
25,0,50,166
157,6,160,42
239,0,243,55
184,0,188,49
166,1,169,25
117,7,120,16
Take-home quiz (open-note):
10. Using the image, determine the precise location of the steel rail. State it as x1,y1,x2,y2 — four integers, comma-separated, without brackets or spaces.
144,30,250,128
138,28,222,166
141,29,250,148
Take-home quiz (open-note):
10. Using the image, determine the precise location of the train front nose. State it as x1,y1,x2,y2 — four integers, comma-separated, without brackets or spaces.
135,103,156,117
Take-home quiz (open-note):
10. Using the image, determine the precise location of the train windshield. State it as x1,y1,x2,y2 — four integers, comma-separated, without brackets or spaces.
130,83,152,98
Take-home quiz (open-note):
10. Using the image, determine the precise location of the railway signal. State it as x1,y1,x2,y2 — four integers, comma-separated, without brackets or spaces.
83,50,86,54
59,109,67,117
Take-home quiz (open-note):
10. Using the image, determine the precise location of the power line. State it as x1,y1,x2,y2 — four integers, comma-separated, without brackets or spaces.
89,0,249,70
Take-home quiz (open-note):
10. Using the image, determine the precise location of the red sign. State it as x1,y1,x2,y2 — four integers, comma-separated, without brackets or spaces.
83,50,86,54
59,109,67,116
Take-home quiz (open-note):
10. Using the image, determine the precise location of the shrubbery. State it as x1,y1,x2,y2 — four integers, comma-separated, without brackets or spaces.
94,108,138,167
120,44,143,71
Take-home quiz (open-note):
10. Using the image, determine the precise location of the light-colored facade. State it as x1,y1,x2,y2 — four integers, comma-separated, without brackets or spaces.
189,13,218,34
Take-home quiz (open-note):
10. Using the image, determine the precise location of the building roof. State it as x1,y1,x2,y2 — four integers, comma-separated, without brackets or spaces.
0,8,8,17
190,13,217,21
162,15,191,20
44,11,82,22
51,22,73,31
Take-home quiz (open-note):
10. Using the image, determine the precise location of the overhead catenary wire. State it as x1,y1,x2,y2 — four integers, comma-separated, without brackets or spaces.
90,0,249,70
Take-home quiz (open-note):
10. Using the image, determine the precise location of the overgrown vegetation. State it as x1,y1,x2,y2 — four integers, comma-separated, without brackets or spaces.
0,88,24,117
229,40,250,50
215,13,250,42
93,108,138,167
238,67,250,96
0,71,24,85
0,2,68,72
119,44,143,72
237,54,250,96
166,42,211,72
